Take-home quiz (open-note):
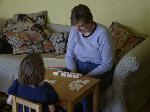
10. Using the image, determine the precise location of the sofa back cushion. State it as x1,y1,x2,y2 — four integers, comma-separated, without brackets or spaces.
109,22,144,64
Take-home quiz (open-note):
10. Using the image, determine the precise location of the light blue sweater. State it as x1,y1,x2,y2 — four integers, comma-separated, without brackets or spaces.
65,23,113,76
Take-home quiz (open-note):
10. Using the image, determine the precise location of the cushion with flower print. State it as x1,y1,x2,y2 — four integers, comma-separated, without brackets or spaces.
13,11,47,25
4,32,44,54
50,32,68,55
109,22,145,64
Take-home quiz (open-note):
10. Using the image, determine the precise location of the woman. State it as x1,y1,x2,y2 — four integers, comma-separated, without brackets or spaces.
65,4,114,112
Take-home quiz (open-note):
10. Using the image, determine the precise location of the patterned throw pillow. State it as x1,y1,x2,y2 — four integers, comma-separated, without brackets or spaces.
50,32,68,55
43,39,55,53
5,32,44,54
13,11,47,25
3,11,48,33
3,17,49,37
109,22,144,64
2,18,16,33
2,11,54,55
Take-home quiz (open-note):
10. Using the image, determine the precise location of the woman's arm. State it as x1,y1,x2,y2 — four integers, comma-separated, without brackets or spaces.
65,27,77,71
7,95,13,105
88,31,113,76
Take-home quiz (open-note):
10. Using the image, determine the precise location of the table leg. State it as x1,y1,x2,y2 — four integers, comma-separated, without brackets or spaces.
67,102,73,112
93,83,100,112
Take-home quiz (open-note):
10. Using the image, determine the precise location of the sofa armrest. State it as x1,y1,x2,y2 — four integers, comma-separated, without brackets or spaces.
113,37,150,112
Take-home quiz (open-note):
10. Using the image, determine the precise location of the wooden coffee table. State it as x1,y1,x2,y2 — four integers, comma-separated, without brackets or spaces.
45,69,100,112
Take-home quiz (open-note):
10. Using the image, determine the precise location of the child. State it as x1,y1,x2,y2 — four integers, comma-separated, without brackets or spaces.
7,53,59,112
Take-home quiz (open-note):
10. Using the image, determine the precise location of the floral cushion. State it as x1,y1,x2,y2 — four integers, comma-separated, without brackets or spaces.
109,22,144,64
13,11,47,25
3,18,17,33
3,17,50,37
2,11,54,55
43,39,55,53
3,11,48,33
50,32,68,55
5,32,44,54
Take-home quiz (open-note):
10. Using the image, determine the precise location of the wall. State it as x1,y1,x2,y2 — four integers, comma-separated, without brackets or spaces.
0,0,150,34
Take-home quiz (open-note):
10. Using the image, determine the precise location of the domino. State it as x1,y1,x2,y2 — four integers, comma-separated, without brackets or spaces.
52,71,83,79
68,80,90,91
53,72,59,76
61,72,67,77
44,79,57,85
67,73,73,78
72,74,80,78
76,73,82,77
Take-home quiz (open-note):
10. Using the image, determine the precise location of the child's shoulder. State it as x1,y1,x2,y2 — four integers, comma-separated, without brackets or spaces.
7,79,20,95
13,79,20,86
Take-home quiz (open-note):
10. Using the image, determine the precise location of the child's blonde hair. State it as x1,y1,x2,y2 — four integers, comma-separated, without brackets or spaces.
18,53,45,85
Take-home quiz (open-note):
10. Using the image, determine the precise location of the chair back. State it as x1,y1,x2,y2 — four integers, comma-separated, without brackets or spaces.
12,96,42,112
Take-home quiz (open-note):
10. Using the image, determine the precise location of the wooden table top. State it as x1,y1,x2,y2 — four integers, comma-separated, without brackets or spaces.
45,69,100,104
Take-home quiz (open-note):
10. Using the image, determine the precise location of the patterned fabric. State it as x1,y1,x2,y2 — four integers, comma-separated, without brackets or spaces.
109,22,144,64
3,17,49,37
43,39,55,52
2,13,69,55
2,11,54,54
2,18,16,33
114,56,139,81
13,11,47,25
50,32,68,55
5,32,44,54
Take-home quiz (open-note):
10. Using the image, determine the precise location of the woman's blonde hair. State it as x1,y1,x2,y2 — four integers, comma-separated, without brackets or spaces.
18,53,45,85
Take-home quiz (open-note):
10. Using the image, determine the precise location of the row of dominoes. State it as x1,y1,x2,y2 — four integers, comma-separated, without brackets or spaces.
68,80,90,91
53,70,82,78
44,79,57,85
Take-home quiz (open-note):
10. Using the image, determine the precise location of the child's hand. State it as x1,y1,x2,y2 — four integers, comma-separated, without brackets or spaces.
7,95,13,105
48,105,55,112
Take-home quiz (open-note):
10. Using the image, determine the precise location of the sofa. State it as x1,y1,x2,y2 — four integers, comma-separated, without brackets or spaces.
0,18,150,112
105,37,150,112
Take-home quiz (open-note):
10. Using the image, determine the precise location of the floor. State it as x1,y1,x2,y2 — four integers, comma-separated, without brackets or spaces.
0,92,11,112
140,99,150,112
0,92,150,112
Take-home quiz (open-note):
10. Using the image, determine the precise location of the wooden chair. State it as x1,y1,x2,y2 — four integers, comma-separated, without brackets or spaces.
12,96,42,112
